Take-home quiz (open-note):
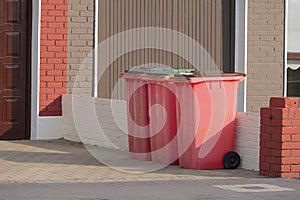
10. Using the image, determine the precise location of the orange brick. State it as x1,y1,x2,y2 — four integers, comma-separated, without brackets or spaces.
48,34,63,40
40,39,55,45
261,133,271,140
265,141,281,149
261,118,272,126
47,58,63,64
261,107,271,118
282,142,300,149
291,165,300,172
55,52,67,58
270,149,281,157
48,11,64,16
281,157,300,165
47,94,61,100
40,76,54,82
41,5,55,10
49,22,64,28
41,16,55,22
265,156,281,164
272,119,291,127
47,70,63,76
270,164,291,173
48,46,64,52
48,0,65,4
260,125,267,133
39,100,55,106
55,40,67,46
48,82,63,88
55,5,68,10
54,76,67,82
54,64,67,70
292,120,300,127
260,163,270,171
270,97,298,109
296,110,300,119
260,148,271,156
281,150,292,157
279,173,300,178
40,88,55,94
272,108,289,119
282,127,300,134
40,52,55,58
291,150,300,156
292,135,300,142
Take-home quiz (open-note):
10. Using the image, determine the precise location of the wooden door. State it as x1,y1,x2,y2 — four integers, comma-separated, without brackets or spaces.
0,0,31,139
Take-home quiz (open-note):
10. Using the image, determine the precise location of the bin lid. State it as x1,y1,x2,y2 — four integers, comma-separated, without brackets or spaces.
125,65,195,76
170,72,246,83
121,66,246,83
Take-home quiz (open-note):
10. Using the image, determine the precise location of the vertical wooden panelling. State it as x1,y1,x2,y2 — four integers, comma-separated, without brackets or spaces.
98,0,227,99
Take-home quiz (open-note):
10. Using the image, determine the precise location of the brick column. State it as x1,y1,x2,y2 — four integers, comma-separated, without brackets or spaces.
260,97,300,178
40,0,68,116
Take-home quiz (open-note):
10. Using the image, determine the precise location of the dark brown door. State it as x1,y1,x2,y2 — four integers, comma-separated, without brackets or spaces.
0,0,31,139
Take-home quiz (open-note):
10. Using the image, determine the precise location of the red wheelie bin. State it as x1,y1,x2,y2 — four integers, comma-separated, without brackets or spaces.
172,73,245,169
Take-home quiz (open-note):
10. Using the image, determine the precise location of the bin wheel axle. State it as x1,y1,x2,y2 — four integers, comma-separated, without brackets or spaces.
224,151,240,169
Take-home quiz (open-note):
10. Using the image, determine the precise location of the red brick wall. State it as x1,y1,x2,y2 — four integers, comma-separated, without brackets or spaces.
260,97,300,178
40,0,68,116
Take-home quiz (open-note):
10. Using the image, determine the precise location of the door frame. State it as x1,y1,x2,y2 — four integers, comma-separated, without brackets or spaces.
25,0,33,139
30,0,40,139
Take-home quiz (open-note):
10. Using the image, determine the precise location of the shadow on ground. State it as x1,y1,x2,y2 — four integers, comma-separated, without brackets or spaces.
0,139,260,179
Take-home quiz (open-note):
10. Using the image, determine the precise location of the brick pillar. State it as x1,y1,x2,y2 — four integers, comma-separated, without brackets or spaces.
40,0,68,116
260,97,300,178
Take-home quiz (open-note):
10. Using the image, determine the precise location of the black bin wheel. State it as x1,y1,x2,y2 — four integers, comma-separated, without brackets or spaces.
224,151,241,169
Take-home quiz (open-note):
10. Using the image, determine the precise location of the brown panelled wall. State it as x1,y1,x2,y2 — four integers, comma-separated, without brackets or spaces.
98,0,234,99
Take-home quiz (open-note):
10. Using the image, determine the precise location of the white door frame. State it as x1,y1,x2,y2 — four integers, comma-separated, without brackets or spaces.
30,0,41,139
235,0,248,112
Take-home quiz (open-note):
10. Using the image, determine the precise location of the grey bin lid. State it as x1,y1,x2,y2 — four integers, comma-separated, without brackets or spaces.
126,66,196,76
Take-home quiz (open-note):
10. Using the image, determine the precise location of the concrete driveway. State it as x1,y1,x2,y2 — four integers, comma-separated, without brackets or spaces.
0,140,299,200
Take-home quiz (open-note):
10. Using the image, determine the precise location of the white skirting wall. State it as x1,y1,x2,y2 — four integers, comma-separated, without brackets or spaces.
61,94,128,151
234,112,260,171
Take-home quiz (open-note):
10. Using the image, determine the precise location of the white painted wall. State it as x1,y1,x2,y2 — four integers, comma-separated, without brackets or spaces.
61,94,128,150
234,112,260,171
37,117,63,139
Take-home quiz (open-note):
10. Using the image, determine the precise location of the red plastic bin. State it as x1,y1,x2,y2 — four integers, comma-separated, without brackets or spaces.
148,81,179,165
124,76,151,161
172,74,245,169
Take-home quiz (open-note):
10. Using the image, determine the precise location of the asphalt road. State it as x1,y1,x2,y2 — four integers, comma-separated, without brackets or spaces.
1,178,300,200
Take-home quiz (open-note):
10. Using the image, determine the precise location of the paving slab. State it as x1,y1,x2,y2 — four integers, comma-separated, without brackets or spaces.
0,139,260,184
